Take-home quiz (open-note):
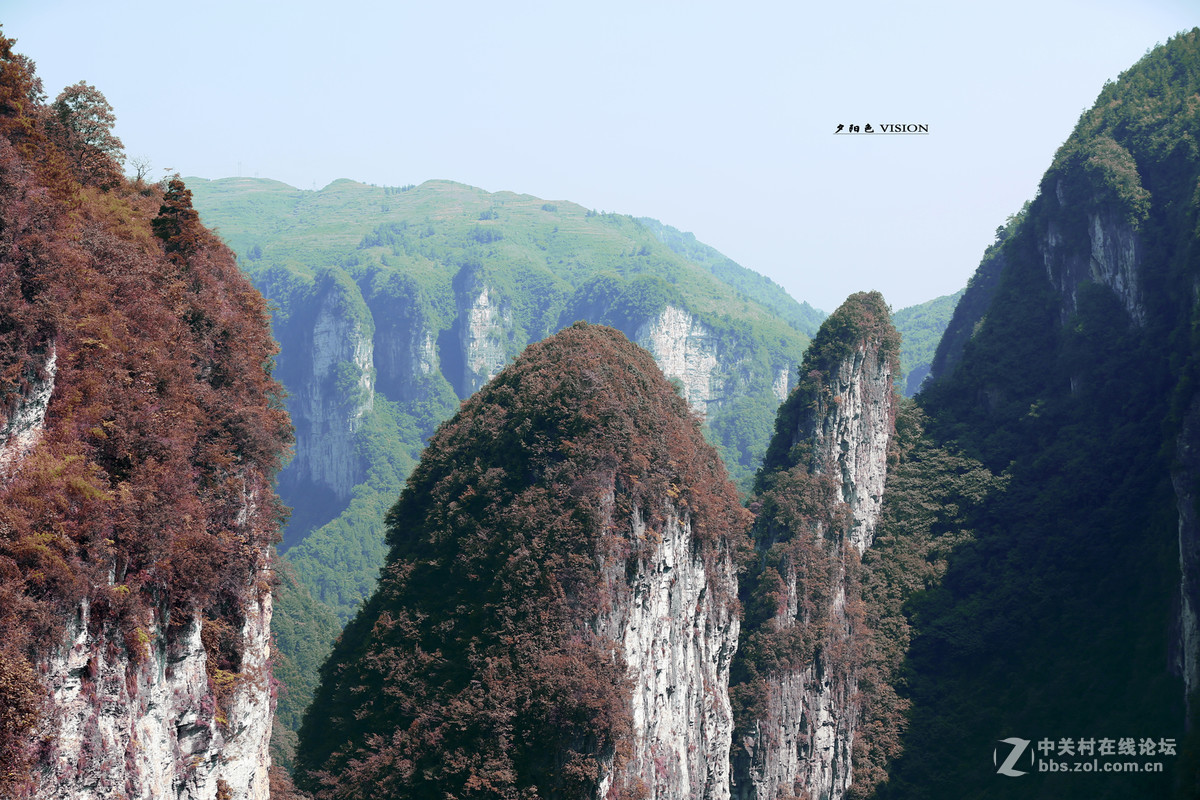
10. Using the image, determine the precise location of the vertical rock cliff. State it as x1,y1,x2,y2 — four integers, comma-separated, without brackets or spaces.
0,345,55,478
633,304,795,414
0,42,290,798
454,284,515,396
634,305,722,412
596,505,739,800
1042,204,1145,326
269,270,795,495
290,277,374,501
731,292,899,800
295,322,751,800
368,280,440,404
263,269,375,547
38,575,273,800
0,170,290,797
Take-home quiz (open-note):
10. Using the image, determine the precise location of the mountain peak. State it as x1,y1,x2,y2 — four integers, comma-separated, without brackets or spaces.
296,322,751,799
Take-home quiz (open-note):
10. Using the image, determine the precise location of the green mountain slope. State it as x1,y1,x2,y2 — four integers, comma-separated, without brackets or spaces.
635,216,827,336
892,289,965,396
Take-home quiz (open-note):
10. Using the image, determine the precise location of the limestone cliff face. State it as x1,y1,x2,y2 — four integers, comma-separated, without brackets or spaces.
37,587,273,800
0,344,55,479
771,367,791,405
0,208,286,799
799,333,896,554
732,292,898,800
1029,134,1200,717
635,305,721,412
456,284,514,396
634,304,794,414
280,280,374,506
596,504,739,800
1041,190,1146,326
371,296,439,404
736,620,859,800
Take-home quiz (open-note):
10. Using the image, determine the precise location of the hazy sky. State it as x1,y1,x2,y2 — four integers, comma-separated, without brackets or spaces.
6,1,1199,311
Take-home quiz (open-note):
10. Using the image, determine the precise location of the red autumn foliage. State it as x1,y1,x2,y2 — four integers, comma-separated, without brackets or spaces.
0,29,292,792
729,292,900,792
296,322,750,800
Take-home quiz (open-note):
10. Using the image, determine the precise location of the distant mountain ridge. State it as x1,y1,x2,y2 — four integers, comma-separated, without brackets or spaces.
635,216,827,337
189,175,815,533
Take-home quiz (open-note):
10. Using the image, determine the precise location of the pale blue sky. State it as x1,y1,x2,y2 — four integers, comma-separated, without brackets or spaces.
5,1,1198,311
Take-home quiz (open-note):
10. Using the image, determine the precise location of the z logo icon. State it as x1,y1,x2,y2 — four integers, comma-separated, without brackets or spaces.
994,737,1033,777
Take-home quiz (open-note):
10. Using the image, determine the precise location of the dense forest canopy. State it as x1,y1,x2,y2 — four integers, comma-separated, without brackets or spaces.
882,28,1200,799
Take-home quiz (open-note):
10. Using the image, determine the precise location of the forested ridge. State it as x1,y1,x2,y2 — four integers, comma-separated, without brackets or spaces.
0,30,292,795
875,29,1200,799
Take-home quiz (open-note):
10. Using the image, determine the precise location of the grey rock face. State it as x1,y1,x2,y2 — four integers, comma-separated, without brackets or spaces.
635,305,721,413
803,338,896,554
1041,202,1145,327
597,503,739,800
0,344,56,480
282,285,374,505
35,570,273,799
457,285,513,396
